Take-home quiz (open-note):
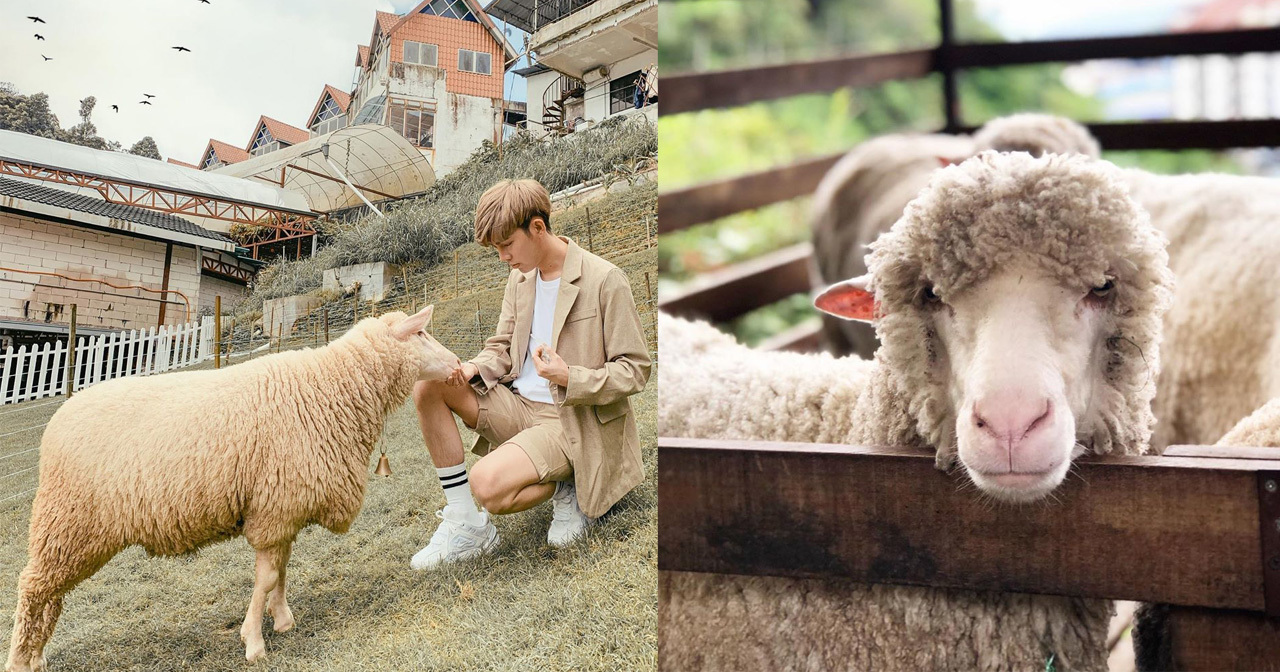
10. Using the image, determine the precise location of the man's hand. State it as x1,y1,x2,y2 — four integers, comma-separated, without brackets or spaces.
447,361,479,387
533,344,569,388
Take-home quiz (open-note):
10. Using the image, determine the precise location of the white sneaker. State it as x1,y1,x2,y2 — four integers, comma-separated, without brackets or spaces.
548,481,592,547
410,507,499,570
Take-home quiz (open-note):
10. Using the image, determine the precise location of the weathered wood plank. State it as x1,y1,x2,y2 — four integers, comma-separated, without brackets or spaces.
657,243,812,323
663,28,1280,114
663,49,934,115
658,437,1280,612
657,154,842,235
1165,445,1280,460
1133,605,1280,671
756,320,823,353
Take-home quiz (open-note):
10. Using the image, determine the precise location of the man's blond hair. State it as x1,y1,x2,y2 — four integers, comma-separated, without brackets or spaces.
474,179,552,246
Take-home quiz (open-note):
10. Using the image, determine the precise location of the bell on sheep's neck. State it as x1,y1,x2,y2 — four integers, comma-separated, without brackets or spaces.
375,453,392,477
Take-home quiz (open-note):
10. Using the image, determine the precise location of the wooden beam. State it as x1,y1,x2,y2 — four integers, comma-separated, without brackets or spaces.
662,28,1280,115
1134,605,1280,671
950,27,1280,70
658,437,1280,612
658,242,813,323
662,49,934,114
658,153,842,234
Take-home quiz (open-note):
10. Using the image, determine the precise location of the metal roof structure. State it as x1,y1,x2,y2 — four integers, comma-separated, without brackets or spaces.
0,176,236,251
212,124,436,213
0,129,317,256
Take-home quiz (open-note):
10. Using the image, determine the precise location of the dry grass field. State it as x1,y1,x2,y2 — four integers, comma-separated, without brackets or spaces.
0,351,657,671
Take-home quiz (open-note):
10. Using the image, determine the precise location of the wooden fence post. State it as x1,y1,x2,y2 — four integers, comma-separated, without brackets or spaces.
65,304,76,397
324,307,330,344
586,206,594,252
454,250,459,296
214,296,221,369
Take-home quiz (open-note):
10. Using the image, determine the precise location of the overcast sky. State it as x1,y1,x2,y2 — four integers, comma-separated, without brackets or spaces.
0,0,526,165
973,0,1205,40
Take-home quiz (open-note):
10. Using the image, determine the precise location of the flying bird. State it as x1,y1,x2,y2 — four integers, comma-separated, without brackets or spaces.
111,105,118,112
27,16,44,23
34,34,44,41
143,93,156,99
171,46,190,52
198,0,211,3
139,100,152,105
41,55,51,61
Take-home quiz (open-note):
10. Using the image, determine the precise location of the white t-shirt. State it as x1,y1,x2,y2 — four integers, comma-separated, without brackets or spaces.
512,269,560,404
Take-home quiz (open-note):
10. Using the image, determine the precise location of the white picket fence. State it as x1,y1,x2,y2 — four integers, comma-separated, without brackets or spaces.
0,316,214,406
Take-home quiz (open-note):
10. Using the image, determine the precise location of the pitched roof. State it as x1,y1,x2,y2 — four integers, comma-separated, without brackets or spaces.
376,10,400,35
166,157,199,169
306,85,352,128
205,139,250,166
356,44,370,67
0,175,233,246
395,0,518,62
246,116,310,152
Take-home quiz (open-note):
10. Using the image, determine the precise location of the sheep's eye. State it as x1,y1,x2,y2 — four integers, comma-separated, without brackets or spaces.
1090,279,1115,298
921,285,941,304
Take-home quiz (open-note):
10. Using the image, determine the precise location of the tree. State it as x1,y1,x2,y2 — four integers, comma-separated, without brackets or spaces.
62,95,110,150
128,136,162,160
0,86,62,139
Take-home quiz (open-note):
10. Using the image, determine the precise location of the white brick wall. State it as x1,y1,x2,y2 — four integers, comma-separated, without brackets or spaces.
0,212,202,331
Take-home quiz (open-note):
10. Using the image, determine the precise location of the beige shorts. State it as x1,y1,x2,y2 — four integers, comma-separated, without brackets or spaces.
474,384,573,483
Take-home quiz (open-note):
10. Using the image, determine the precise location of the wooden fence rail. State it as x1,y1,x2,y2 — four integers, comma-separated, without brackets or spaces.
658,436,1280,668
658,437,1280,614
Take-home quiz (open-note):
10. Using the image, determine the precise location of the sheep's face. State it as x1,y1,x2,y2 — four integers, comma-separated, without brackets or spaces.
928,263,1113,501
819,151,1173,503
387,306,462,382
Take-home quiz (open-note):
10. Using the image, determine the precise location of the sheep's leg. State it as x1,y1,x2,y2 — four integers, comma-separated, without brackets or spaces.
239,544,287,662
265,542,294,633
6,540,112,672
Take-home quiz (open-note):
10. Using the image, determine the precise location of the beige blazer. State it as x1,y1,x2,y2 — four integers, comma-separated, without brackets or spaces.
467,238,651,518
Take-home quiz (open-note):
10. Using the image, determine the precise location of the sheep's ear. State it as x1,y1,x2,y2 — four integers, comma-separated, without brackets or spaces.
814,276,878,323
937,155,961,167
391,305,434,340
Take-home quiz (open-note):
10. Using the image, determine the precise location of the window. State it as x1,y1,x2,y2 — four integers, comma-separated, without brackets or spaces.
458,49,491,75
421,0,477,22
609,70,645,115
386,97,436,148
201,150,220,170
404,40,438,67
249,125,279,156
311,113,347,137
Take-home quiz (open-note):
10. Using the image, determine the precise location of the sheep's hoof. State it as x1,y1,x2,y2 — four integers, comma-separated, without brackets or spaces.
244,641,266,663
271,608,295,633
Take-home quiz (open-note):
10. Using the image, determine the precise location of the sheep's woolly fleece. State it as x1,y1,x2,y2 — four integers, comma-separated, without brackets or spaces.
971,113,1101,158
30,313,432,558
868,151,1173,464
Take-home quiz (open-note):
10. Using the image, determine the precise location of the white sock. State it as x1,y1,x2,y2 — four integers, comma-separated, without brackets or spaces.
437,464,483,523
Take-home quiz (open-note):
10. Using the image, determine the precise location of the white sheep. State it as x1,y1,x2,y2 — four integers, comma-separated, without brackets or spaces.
5,305,460,671
812,114,1280,455
810,114,1100,356
659,152,1174,670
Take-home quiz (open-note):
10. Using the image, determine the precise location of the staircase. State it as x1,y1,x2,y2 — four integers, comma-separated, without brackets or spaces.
542,74,585,135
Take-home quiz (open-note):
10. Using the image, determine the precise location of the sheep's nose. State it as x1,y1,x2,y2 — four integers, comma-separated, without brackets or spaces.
972,393,1052,446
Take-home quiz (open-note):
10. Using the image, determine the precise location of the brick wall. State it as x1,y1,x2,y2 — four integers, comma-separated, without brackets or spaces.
0,212,201,331
392,12,504,99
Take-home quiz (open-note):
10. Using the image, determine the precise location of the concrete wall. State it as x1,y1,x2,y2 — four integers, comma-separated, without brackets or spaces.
388,59,500,178
0,212,201,331
584,50,656,125
323,261,402,303
198,274,249,317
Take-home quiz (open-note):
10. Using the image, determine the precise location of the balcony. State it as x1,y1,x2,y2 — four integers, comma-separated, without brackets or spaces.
488,0,656,77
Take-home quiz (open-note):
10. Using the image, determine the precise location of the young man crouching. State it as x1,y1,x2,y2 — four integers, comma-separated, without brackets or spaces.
409,179,650,569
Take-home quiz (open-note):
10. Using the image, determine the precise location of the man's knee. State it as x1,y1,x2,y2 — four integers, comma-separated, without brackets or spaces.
470,462,504,512
412,379,447,407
